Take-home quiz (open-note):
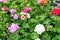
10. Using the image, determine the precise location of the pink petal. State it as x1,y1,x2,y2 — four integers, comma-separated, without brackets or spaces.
13,14,18,19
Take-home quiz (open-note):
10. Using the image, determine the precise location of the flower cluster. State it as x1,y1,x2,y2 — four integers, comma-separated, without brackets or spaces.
10,9,18,19
7,23,19,33
20,7,32,20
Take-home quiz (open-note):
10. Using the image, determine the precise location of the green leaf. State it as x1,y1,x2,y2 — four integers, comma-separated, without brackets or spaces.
43,19,51,25
41,32,51,40
31,32,39,39
8,33,19,40
22,23,30,28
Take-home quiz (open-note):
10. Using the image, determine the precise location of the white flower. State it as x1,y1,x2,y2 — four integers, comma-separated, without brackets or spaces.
21,15,25,20
35,38,41,40
27,13,31,18
34,24,45,35
20,12,27,15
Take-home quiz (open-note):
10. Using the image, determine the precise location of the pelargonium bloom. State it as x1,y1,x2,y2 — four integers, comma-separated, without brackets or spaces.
7,23,19,33
34,24,45,35
10,9,16,14
24,7,32,11
21,15,25,20
52,7,60,16
13,14,18,19
22,7,32,13
10,9,16,17
2,6,8,12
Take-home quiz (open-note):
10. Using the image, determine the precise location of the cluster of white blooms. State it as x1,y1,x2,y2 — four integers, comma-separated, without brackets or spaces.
34,24,45,35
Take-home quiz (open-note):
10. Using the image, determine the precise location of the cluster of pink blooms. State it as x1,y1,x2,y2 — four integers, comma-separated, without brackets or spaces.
10,9,18,19
0,0,7,3
7,23,19,33
20,7,32,20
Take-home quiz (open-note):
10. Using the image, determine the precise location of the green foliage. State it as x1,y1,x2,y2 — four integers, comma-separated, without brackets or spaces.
0,0,60,40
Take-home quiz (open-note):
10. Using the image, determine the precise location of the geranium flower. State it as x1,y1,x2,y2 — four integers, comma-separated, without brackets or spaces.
24,7,32,11
2,6,8,12
10,9,16,16
22,7,32,13
21,15,25,20
13,14,18,19
34,24,45,35
7,23,19,33
52,7,60,16
20,7,32,20
10,9,16,14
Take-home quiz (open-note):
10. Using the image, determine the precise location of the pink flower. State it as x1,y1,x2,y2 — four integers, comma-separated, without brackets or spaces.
2,0,8,3
24,7,32,11
37,0,42,4
10,9,16,16
10,9,16,14
13,14,18,19
22,7,32,13
21,15,25,20
0,0,3,2
7,23,19,33
2,6,8,12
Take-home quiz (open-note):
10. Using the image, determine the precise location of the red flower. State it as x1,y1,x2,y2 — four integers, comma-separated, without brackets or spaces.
52,7,60,16
2,6,8,12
